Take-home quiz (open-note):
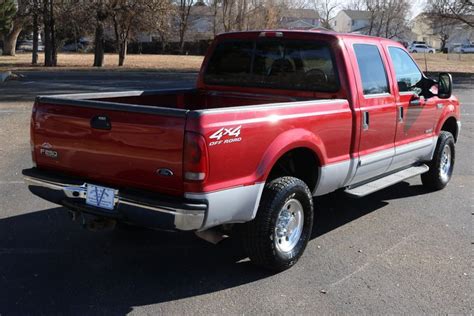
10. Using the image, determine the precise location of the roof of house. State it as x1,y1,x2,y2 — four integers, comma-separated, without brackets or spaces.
281,8,320,19
190,5,214,16
412,12,474,24
188,6,320,20
341,10,372,20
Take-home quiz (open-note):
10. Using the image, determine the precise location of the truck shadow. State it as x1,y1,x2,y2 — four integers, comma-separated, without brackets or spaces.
312,181,429,238
0,181,430,314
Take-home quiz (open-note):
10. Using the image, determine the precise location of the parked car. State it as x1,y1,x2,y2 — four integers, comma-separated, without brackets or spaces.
409,44,436,53
17,40,44,52
23,30,461,271
61,39,92,52
453,44,474,53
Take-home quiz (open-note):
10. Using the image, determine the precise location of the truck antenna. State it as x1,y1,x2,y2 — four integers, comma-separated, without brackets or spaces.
424,51,428,73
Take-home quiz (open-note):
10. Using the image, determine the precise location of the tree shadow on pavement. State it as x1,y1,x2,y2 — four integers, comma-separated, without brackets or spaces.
0,181,431,314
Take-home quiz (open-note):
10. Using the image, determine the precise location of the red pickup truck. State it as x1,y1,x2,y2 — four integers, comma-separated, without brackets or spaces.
23,31,461,271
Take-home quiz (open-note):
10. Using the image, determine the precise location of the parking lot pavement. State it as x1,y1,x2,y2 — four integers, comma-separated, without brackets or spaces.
0,72,472,314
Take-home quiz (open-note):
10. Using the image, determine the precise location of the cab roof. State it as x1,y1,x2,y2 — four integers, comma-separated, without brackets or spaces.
215,29,402,46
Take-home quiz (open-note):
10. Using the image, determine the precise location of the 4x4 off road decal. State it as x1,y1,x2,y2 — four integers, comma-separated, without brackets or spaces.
209,125,242,146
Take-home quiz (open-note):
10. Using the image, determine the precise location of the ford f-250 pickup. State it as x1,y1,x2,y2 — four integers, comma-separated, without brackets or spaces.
23,30,461,271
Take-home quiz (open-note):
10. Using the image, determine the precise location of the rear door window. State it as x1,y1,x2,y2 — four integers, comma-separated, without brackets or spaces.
353,44,390,95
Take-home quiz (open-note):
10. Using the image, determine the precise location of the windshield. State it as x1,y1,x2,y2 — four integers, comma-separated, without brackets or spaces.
204,38,340,92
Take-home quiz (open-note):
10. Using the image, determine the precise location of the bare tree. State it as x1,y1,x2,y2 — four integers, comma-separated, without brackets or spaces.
110,0,149,66
90,0,110,67
31,0,40,64
221,0,234,31
426,0,474,28
431,17,458,50
207,0,219,36
345,0,411,39
311,0,340,29
176,0,194,53
143,0,173,52
42,0,56,66
342,0,365,10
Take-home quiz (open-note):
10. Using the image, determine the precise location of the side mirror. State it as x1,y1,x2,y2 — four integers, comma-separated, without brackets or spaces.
437,73,453,99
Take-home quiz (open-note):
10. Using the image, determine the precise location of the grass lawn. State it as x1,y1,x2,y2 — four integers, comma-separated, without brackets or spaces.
412,53,474,73
0,53,204,72
0,52,473,74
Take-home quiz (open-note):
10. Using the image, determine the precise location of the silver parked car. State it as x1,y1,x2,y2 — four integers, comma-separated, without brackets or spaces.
409,44,435,54
453,44,474,54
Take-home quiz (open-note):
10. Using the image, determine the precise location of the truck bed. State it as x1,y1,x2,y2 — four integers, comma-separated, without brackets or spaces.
32,89,320,196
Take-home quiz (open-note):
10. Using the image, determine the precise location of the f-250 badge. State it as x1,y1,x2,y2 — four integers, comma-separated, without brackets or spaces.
209,125,242,146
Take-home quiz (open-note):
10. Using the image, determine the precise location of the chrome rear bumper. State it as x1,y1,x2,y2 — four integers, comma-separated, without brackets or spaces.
23,168,206,231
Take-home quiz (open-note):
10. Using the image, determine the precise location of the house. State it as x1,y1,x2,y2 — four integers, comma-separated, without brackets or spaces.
411,13,474,50
279,9,320,30
332,10,372,33
185,5,215,41
411,13,442,48
137,5,321,51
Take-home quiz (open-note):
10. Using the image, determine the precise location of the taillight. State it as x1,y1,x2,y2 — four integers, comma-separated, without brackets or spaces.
183,132,208,181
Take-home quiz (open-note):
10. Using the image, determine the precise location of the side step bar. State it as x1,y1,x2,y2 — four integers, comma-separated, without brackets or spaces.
344,165,429,198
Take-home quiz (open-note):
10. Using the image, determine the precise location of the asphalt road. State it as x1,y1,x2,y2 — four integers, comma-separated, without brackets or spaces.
0,72,472,315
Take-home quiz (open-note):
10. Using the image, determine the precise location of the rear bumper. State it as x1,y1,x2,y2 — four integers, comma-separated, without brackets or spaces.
22,168,207,231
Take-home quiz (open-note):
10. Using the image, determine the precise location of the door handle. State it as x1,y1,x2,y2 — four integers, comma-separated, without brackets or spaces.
398,106,404,122
362,111,369,130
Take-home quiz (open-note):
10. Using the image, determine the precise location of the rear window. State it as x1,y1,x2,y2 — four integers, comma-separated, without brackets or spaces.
353,44,390,95
204,38,339,92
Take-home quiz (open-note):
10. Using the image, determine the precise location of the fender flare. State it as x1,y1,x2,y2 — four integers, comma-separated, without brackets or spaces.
435,103,459,139
254,128,325,186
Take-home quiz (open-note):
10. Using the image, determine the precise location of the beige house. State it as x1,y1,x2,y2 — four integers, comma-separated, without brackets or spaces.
410,14,442,48
332,10,372,33
411,13,474,50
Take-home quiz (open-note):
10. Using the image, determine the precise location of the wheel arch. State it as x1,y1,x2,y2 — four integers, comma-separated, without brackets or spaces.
266,147,321,193
439,116,459,142
256,128,325,193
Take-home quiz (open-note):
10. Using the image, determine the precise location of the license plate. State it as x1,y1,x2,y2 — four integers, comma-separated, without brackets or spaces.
86,184,116,210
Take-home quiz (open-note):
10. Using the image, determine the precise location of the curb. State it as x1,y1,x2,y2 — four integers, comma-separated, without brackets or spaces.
0,71,12,82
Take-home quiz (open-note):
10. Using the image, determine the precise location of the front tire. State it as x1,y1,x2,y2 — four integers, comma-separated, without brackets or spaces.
421,131,455,190
238,176,314,271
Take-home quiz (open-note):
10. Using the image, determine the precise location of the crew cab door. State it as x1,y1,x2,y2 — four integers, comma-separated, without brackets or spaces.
385,46,437,171
348,42,398,184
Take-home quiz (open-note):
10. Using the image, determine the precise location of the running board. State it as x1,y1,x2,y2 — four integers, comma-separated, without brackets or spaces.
344,165,429,198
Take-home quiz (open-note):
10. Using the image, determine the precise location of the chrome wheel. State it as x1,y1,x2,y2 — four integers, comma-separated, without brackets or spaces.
439,144,452,182
274,198,304,253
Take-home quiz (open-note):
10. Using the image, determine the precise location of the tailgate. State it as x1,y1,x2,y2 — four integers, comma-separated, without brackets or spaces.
32,100,187,196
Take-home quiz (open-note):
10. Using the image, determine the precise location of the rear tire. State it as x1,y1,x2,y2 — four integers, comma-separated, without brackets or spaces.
237,176,314,272
421,131,455,190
